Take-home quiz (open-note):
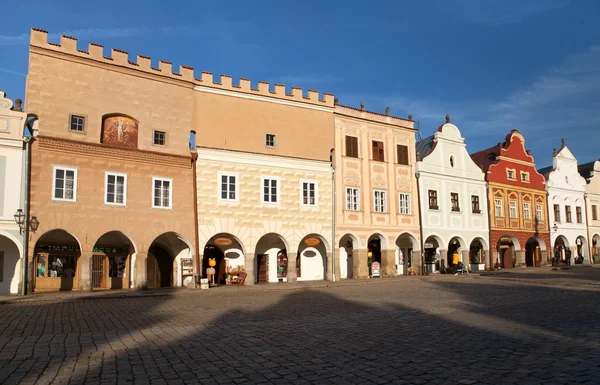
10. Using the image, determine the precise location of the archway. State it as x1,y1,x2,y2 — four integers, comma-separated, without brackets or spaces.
338,233,358,279
33,229,81,291
525,236,546,267
91,231,136,290
447,237,466,268
469,238,485,269
0,234,21,294
396,233,418,275
423,235,442,271
592,234,600,264
497,235,519,269
575,236,588,264
202,233,245,285
297,234,328,281
553,235,568,266
255,233,289,284
367,233,387,276
148,232,193,289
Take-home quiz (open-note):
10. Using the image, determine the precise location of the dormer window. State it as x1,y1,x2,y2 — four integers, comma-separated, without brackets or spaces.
507,168,516,180
521,172,529,182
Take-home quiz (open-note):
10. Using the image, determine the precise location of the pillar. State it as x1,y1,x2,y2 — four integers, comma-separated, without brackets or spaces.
540,250,549,266
439,250,448,270
353,249,369,279
79,251,93,291
325,252,333,281
135,253,148,289
461,250,469,265
288,251,297,283
484,250,490,269
515,250,526,267
381,249,397,277
244,253,255,285
411,250,422,274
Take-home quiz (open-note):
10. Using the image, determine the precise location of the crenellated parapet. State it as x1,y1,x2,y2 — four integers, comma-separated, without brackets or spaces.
334,103,415,129
30,28,335,107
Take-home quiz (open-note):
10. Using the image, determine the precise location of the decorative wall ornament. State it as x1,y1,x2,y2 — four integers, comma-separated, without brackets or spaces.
371,174,387,188
101,115,139,148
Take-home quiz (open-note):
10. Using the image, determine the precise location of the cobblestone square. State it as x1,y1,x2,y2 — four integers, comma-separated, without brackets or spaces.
1,268,599,384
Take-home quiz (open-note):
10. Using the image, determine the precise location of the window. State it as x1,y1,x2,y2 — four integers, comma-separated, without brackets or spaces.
153,130,166,146
428,190,438,209
265,134,276,147
398,193,411,215
397,145,409,165
346,187,360,211
451,193,460,212
509,200,517,218
372,141,385,162
105,172,127,205
507,169,516,179
373,190,387,213
521,172,529,182
262,178,279,204
302,181,317,206
69,115,85,132
536,204,543,221
53,167,77,201
593,205,598,221
471,196,480,213
523,202,531,220
153,177,172,209
450,156,455,168
565,206,572,223
345,136,359,158
495,199,503,217
219,174,237,201
554,204,561,222
576,207,583,224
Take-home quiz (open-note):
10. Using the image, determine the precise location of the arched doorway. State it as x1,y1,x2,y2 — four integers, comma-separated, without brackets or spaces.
338,233,358,279
592,234,600,264
396,233,418,275
0,233,22,294
148,232,193,289
447,237,466,268
297,234,328,281
497,235,519,269
202,233,245,285
525,237,546,267
255,233,289,284
553,235,568,266
423,235,442,271
575,236,588,264
469,238,485,270
367,233,387,276
91,231,136,290
33,229,81,291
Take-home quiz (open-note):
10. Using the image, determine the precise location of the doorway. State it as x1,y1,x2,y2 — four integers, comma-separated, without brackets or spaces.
256,254,268,283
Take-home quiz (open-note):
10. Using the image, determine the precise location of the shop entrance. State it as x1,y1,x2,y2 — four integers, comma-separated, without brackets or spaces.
525,237,541,267
338,234,357,279
92,231,135,290
147,232,194,289
33,229,81,291
255,233,289,284
148,245,173,288
297,234,328,281
554,236,568,265
497,236,518,269
202,233,246,286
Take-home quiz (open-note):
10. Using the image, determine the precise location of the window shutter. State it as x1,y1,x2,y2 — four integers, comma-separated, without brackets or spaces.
346,136,352,157
397,145,409,165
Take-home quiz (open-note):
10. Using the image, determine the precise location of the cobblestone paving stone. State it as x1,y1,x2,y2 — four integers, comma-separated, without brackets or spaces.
1,268,599,384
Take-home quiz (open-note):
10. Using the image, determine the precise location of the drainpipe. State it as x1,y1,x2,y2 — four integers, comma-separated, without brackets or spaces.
190,131,201,285
415,168,425,275
330,148,336,282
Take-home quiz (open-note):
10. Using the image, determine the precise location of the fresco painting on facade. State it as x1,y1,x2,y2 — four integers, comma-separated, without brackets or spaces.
101,115,139,149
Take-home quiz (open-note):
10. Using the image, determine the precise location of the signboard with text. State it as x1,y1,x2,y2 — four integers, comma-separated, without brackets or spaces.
371,261,381,277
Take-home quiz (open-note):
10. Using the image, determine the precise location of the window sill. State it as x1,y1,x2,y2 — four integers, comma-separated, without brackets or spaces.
68,130,87,135
429,205,439,210
472,210,482,214
152,206,173,210
52,198,77,203
451,208,461,213
104,202,127,207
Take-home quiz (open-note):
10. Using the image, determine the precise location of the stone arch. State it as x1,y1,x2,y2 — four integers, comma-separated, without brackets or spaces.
525,236,546,267
202,233,247,286
0,232,22,294
497,235,520,269
338,233,360,279
469,237,488,268
395,232,419,275
297,233,329,281
33,229,83,291
147,232,193,289
255,233,289,284
91,231,137,290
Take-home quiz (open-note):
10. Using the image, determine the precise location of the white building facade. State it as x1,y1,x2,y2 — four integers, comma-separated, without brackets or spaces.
416,118,490,271
541,143,590,264
578,160,600,264
0,92,26,294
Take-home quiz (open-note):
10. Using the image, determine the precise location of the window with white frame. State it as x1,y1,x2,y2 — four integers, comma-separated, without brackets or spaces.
153,177,172,209
53,167,77,201
262,177,279,204
69,115,86,132
509,200,517,218
219,174,237,201
523,202,531,220
373,190,387,213
495,198,503,217
105,172,127,205
398,193,411,215
346,187,360,211
536,204,543,221
302,181,317,206
507,169,516,180
265,134,276,147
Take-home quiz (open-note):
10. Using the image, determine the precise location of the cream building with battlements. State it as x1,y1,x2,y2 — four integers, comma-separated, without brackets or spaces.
334,104,421,279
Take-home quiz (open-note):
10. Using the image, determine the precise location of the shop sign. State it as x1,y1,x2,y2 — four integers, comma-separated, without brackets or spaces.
304,237,321,246
424,242,434,249
371,261,381,277
93,247,128,253
37,244,80,252
214,237,233,246
499,237,513,243
200,278,209,290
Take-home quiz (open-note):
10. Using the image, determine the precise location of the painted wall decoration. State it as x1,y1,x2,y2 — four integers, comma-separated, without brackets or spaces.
101,115,138,148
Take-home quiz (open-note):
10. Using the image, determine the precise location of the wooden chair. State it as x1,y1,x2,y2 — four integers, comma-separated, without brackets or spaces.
231,272,247,286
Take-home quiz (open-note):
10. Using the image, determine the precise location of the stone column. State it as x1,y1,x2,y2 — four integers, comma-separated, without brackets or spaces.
287,251,297,283
135,253,148,289
484,250,490,269
244,253,255,285
540,250,549,266
79,251,93,291
439,250,448,270
325,252,333,281
353,249,369,279
461,250,469,264
381,249,397,277
411,250,422,274
515,250,526,267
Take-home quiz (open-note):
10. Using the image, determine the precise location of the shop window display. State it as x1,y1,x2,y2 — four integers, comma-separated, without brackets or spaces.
36,254,76,278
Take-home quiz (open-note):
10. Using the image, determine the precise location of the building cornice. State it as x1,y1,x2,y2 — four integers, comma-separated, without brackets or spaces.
489,182,546,195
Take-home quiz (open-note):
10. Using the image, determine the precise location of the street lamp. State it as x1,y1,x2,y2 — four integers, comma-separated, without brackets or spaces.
13,209,39,234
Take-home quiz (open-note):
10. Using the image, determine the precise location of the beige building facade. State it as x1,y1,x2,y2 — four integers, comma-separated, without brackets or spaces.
25,29,197,291
334,105,421,279
194,77,335,285
579,160,600,263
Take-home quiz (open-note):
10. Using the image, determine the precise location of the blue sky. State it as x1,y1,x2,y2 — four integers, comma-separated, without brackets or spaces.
1,0,599,167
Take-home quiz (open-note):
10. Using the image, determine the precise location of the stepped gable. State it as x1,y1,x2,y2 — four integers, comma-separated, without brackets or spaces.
29,28,335,108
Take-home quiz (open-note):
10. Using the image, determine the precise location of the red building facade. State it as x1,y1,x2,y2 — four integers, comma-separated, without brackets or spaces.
471,130,550,268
